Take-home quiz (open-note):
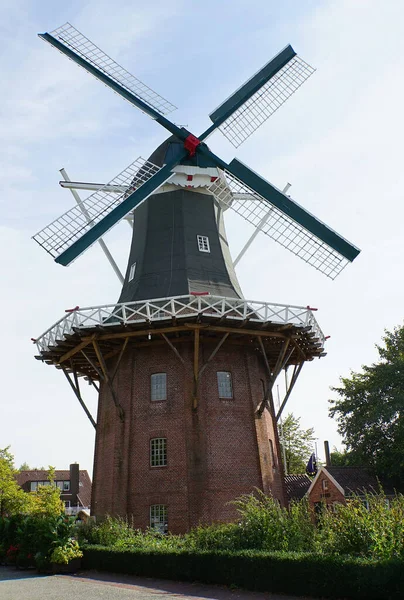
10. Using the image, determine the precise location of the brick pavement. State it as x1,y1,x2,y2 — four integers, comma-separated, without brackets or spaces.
0,566,317,600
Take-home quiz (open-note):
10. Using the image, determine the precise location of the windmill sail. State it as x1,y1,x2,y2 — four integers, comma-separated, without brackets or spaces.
39,23,177,118
208,159,360,279
207,45,315,147
33,158,167,263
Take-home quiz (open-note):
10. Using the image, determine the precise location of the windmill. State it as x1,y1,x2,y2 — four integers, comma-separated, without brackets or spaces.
33,23,360,530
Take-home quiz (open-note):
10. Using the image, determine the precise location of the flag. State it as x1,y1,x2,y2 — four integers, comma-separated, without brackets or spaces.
306,452,317,476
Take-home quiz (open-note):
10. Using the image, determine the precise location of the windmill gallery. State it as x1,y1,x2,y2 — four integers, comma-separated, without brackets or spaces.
32,23,360,533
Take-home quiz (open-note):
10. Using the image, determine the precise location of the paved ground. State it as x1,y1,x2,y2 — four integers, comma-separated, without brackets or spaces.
0,566,318,600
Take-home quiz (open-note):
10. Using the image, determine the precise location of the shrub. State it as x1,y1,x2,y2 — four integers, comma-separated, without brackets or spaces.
82,546,404,600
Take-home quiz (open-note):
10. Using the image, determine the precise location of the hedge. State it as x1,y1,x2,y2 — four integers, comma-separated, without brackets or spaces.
82,546,404,600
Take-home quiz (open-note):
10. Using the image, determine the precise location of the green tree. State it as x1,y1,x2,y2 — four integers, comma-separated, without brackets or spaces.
0,447,31,516
18,462,30,471
330,447,361,467
330,325,404,489
30,467,64,517
279,413,316,474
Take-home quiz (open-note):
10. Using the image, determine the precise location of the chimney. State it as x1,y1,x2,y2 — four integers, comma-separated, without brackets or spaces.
70,463,80,506
324,441,331,467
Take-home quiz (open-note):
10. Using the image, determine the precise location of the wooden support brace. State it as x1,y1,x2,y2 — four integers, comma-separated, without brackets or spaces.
92,340,125,421
199,333,229,377
160,333,187,366
62,367,96,428
276,362,304,422
81,350,104,380
59,334,96,364
111,337,129,383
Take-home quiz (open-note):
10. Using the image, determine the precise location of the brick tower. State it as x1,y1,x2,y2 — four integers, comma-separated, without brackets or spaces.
35,138,327,533
33,24,357,534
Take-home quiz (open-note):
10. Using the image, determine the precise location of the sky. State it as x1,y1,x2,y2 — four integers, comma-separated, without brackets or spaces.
1,0,403,474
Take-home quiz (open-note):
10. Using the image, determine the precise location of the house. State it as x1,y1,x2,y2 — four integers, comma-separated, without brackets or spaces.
285,466,395,511
16,463,91,514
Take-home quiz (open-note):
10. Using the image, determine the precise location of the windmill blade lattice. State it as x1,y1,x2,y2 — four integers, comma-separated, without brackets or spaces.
208,171,353,279
43,23,177,117
208,51,315,148
33,158,163,260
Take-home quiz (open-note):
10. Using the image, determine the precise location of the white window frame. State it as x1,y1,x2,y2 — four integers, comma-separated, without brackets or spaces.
322,479,329,491
150,504,168,534
129,262,137,282
217,371,233,399
197,235,210,253
150,438,167,467
151,373,167,401
30,481,38,492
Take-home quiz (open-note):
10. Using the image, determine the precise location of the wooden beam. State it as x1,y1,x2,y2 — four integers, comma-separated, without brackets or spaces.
276,362,304,422
62,368,96,428
81,350,104,380
59,334,96,363
111,337,129,382
199,333,229,377
92,340,124,421
160,333,187,366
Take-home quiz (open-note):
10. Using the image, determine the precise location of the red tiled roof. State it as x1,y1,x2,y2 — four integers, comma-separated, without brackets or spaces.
16,469,92,507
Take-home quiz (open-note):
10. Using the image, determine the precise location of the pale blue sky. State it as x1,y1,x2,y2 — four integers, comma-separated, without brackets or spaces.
1,0,404,473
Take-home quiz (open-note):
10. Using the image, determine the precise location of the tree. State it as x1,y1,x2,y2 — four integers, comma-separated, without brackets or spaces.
30,466,64,517
18,462,30,471
330,447,361,467
279,413,316,474
329,325,404,489
0,447,31,516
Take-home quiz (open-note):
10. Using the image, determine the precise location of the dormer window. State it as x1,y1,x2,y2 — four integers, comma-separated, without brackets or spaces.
197,235,210,253
129,262,137,282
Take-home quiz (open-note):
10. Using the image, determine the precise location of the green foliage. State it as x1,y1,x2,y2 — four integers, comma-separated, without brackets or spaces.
0,513,81,568
279,413,315,474
330,325,404,488
316,493,404,560
330,446,361,466
82,546,404,600
50,539,83,564
0,447,32,517
30,467,64,517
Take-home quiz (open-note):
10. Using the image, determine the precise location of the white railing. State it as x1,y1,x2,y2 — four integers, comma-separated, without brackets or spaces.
34,294,325,354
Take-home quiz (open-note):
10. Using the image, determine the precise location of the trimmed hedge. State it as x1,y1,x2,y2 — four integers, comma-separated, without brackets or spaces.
83,546,404,600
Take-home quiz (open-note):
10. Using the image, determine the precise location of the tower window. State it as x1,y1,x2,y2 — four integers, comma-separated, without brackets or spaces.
150,438,167,467
150,505,168,533
151,373,167,401
197,235,210,253
217,371,233,399
129,262,137,282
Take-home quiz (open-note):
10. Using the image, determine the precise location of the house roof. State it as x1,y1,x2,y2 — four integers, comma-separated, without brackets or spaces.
16,469,92,507
284,474,312,502
325,466,395,496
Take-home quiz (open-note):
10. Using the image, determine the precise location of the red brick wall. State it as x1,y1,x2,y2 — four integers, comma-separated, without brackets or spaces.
92,338,286,533
309,472,345,509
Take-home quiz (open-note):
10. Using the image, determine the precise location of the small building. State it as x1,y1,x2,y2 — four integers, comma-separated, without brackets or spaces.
285,466,394,510
16,463,91,514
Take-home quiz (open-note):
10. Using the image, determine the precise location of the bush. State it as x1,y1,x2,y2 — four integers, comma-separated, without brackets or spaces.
82,546,404,600
316,493,404,560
